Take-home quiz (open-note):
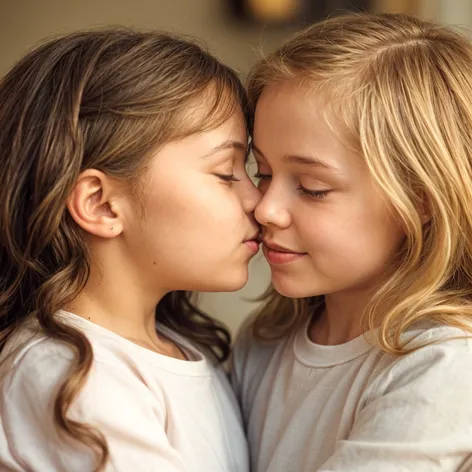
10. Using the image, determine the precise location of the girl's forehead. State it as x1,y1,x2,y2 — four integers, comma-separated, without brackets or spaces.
177,85,246,138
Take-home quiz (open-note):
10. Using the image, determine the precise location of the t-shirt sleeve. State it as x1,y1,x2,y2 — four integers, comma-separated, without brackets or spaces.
319,340,472,472
0,341,193,472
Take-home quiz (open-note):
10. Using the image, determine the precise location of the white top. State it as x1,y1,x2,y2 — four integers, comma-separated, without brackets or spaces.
0,312,248,472
232,317,472,472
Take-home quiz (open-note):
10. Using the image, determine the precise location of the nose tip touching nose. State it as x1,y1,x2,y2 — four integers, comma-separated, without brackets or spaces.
254,190,290,229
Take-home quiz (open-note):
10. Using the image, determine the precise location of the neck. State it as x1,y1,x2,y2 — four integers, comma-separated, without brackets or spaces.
309,288,373,345
66,238,167,344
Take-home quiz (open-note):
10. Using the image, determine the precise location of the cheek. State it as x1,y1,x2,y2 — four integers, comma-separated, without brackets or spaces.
295,204,356,251
140,179,247,249
298,202,403,262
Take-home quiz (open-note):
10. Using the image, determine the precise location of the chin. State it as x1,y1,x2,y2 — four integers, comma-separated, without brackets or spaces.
271,273,325,299
193,268,249,293
217,272,249,292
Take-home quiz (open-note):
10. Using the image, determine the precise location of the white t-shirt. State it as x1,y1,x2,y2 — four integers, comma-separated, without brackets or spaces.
0,312,248,472
232,317,472,472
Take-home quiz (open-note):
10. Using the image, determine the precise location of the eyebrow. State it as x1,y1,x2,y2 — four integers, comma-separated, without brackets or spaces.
252,144,337,172
202,140,248,159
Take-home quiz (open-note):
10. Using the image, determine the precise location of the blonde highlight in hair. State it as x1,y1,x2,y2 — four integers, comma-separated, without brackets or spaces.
0,28,247,470
249,12,472,351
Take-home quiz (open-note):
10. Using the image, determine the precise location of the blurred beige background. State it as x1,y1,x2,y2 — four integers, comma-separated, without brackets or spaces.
1,0,471,335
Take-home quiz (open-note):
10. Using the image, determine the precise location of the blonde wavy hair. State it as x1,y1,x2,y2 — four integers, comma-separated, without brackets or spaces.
0,29,247,471
249,12,472,353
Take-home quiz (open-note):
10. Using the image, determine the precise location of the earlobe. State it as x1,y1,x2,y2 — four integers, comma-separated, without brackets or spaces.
410,190,432,226
419,194,432,225
67,169,124,238
420,211,431,225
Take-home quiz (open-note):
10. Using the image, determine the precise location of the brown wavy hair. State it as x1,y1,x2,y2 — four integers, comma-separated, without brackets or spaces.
0,28,248,470
248,13,472,351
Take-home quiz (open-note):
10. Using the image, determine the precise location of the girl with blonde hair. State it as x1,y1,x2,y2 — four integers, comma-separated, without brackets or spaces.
0,29,261,471
233,12,472,471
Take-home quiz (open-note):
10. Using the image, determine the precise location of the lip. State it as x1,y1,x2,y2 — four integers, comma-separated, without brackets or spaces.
262,240,307,265
243,232,261,255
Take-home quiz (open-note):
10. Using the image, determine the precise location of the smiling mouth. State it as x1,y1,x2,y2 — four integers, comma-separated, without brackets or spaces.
262,241,307,264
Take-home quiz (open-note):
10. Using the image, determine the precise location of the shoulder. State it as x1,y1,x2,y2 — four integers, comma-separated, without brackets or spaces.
393,323,471,372
0,325,75,397
0,322,165,422
320,325,472,471
0,324,186,471
366,323,472,402
0,329,96,470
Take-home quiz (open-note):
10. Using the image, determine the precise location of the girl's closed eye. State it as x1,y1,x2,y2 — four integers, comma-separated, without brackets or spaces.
298,175,332,200
297,185,331,200
254,170,331,200
214,152,249,184
253,171,271,181
213,159,241,184
215,173,241,183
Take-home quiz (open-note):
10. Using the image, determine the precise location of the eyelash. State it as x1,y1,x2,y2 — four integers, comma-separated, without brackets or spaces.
253,173,330,200
253,172,270,181
296,186,330,200
215,173,241,183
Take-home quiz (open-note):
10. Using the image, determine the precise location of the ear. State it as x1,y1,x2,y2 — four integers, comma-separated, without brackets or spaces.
418,192,432,225
67,169,124,239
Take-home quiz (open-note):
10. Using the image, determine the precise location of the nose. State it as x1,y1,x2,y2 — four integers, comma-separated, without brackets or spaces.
255,183,291,229
240,178,262,214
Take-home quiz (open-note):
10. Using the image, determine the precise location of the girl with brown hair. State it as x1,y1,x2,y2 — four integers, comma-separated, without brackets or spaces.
0,28,260,471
